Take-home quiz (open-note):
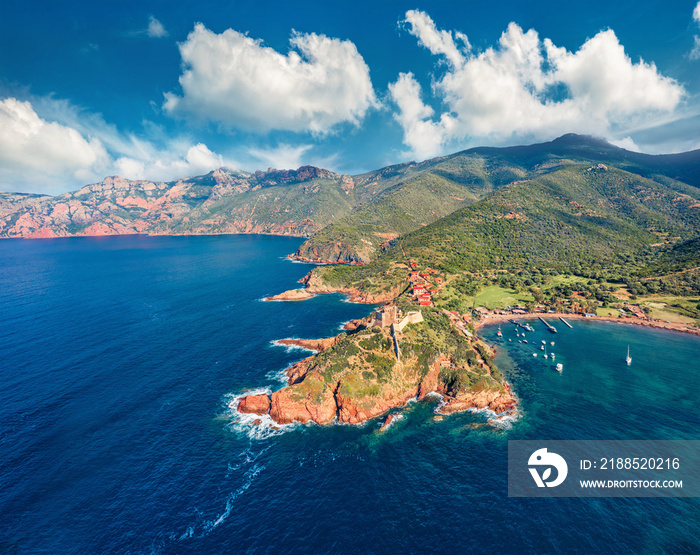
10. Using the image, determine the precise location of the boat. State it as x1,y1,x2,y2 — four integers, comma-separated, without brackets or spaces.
541,340,546,344
497,325,502,337
538,316,557,333
523,339,528,344
550,353,555,361
556,363,563,372
626,346,632,365
550,341,555,346
533,353,538,358
540,344,545,351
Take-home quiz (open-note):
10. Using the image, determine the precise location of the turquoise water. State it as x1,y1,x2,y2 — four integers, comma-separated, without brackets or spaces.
0,235,698,553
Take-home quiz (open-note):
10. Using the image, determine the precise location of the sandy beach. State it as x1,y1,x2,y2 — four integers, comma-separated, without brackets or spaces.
474,311,700,337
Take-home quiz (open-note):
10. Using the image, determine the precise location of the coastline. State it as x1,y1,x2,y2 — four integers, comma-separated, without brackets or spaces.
474,311,700,337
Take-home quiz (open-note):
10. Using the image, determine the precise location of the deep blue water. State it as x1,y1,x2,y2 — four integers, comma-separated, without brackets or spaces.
1,235,699,554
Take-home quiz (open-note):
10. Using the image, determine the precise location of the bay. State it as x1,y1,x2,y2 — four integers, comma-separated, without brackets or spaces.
0,235,698,554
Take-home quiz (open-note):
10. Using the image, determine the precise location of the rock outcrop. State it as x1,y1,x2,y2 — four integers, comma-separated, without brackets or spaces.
237,394,271,415
265,289,315,302
276,337,339,353
269,377,337,425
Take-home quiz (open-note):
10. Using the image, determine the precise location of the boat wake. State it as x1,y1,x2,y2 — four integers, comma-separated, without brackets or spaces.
170,447,269,545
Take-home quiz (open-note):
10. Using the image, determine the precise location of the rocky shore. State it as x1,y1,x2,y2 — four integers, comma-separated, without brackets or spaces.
265,288,315,302
237,335,517,427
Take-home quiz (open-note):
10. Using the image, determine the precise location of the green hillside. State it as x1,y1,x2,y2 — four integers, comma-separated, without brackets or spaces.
295,134,700,265
311,162,700,295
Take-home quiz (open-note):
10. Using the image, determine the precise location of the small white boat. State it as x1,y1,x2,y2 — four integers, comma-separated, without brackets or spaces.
540,344,545,351
551,353,555,361
626,346,632,365
497,325,502,337
556,363,563,372
523,339,528,344
541,340,546,344
550,341,555,346
533,353,538,358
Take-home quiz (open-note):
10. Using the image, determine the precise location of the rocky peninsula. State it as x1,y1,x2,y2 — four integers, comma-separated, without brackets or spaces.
237,305,517,427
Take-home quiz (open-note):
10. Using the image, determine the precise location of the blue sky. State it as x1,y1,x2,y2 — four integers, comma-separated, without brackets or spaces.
1,0,699,194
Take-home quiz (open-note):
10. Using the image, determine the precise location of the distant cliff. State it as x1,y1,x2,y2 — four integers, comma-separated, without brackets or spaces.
0,166,355,239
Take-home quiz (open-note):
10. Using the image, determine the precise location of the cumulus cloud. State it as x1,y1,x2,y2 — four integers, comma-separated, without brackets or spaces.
0,98,108,186
391,11,685,159
113,142,236,183
0,97,237,193
403,9,469,67
147,16,168,39
164,23,377,134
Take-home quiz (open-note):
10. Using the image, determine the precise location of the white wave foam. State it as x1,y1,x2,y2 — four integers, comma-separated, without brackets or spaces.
179,526,194,540
223,391,299,441
487,413,519,430
270,338,316,354
265,367,291,384
424,391,448,412
379,412,404,430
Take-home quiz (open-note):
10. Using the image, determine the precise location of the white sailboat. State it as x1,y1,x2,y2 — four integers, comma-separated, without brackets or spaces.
626,346,632,365
497,325,502,337
555,363,563,372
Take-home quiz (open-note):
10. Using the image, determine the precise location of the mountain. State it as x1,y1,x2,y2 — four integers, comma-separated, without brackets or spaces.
293,134,700,264
2,135,699,273
0,166,370,239
309,154,700,297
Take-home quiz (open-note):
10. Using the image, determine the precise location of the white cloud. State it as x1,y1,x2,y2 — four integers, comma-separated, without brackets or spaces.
388,72,455,159
0,97,238,193
391,11,685,159
692,3,700,60
147,16,168,39
114,143,236,182
247,144,313,170
403,9,468,67
163,23,377,134
691,36,700,60
609,136,641,152
0,98,108,187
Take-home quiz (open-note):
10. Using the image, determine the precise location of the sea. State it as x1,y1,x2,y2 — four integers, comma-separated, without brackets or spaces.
1,234,699,554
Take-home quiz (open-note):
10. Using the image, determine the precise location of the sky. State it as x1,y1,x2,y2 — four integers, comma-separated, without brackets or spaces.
1,0,700,194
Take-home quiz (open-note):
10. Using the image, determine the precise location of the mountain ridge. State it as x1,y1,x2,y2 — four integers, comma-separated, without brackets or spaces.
2,134,699,246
